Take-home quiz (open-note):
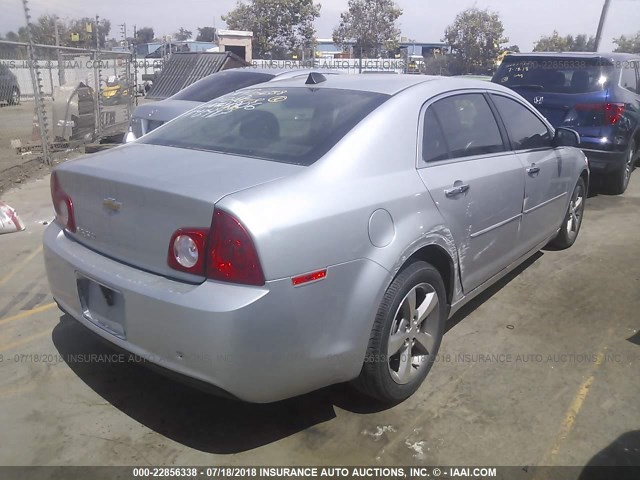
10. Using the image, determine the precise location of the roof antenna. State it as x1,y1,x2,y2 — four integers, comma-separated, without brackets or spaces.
305,72,327,85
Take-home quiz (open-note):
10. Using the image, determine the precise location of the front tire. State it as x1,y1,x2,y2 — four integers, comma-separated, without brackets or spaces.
353,261,447,403
551,177,586,249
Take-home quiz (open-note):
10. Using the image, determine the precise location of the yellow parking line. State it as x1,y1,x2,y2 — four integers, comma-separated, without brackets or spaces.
0,302,56,326
534,350,606,476
0,329,51,353
549,374,596,455
0,245,43,287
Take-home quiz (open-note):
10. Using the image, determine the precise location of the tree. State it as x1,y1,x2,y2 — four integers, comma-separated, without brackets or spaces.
4,31,20,42
506,44,520,53
533,31,596,52
222,0,321,59
67,17,111,48
196,27,217,42
443,8,508,75
174,27,193,41
136,27,155,44
333,0,403,58
613,32,640,53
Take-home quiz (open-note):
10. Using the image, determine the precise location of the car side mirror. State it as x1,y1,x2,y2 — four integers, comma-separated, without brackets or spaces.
553,128,580,148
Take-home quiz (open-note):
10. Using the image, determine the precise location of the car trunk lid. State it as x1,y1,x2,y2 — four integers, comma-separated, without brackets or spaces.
55,143,303,282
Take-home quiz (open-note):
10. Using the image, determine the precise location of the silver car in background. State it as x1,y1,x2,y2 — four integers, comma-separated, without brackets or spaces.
126,68,340,142
44,74,588,403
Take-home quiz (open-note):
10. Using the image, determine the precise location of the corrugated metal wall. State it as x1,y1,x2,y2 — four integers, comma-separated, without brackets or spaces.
145,52,249,100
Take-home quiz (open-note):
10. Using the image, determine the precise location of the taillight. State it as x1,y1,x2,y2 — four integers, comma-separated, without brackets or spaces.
574,103,625,126
167,210,265,286
50,172,76,232
167,228,208,275
207,210,265,286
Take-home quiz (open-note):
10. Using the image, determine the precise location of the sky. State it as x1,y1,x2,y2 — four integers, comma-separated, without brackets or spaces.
2,0,640,52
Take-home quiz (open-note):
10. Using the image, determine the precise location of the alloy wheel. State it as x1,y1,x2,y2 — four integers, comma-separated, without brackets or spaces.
566,182,584,235
387,282,440,385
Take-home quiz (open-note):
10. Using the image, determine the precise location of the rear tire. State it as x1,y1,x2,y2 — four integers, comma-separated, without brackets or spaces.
551,177,586,249
353,261,447,403
607,140,635,195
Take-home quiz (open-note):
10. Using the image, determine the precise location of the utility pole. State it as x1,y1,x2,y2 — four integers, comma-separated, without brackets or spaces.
594,0,611,52
95,14,100,50
54,15,65,86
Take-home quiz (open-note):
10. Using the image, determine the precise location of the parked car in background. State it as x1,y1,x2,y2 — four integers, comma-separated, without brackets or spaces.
44,75,588,404
125,68,339,142
101,75,131,106
493,52,640,194
0,63,20,105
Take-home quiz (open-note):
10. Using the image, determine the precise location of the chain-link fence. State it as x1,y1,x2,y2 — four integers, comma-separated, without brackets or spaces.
0,36,134,180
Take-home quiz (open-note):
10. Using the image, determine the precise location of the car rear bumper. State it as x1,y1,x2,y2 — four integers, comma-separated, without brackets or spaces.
582,148,627,174
43,222,390,403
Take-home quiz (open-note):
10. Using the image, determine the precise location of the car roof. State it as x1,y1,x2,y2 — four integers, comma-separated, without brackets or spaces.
505,52,640,61
248,73,515,96
239,67,342,78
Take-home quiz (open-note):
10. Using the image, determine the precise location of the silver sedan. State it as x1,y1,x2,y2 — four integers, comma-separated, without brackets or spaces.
43,74,588,403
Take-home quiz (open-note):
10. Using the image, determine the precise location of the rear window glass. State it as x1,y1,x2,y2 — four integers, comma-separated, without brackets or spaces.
493,57,614,94
141,87,389,166
169,70,274,103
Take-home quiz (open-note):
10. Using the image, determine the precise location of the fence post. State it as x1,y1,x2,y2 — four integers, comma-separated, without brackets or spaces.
21,0,50,166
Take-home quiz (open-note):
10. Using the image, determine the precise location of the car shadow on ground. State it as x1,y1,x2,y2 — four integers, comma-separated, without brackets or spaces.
51,252,545,454
577,430,640,479
52,317,397,454
445,252,543,333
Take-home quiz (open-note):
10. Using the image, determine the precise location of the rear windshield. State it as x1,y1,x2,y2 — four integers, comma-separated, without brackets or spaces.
493,57,615,94
141,87,389,166
169,70,274,102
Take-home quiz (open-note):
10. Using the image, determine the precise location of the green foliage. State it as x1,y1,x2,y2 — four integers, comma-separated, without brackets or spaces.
613,32,640,53
196,27,217,42
135,27,155,44
3,15,111,48
174,27,193,42
222,0,321,59
533,31,596,52
443,7,508,75
333,0,403,58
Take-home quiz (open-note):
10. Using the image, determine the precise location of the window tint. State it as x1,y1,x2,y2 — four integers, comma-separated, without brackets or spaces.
491,95,552,150
141,87,388,166
422,109,449,162
169,70,275,102
430,94,505,159
493,57,614,94
621,63,639,93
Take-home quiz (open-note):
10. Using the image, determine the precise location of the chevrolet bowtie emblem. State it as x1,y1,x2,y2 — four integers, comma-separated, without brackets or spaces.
103,197,122,212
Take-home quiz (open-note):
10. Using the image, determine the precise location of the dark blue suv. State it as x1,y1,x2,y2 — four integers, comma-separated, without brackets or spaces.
493,53,640,194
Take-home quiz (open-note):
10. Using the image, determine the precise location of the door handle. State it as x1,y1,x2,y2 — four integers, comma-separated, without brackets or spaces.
527,165,541,175
444,183,470,197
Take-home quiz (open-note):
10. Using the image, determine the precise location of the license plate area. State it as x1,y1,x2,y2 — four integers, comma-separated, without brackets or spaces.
77,274,126,339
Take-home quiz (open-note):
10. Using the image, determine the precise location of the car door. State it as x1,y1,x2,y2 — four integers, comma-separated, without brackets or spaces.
490,94,571,251
417,92,525,293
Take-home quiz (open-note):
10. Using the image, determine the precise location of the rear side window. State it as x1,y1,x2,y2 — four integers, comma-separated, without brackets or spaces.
425,93,505,160
422,109,449,162
493,57,614,94
491,95,552,150
141,87,388,166
169,70,275,102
